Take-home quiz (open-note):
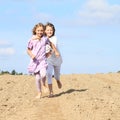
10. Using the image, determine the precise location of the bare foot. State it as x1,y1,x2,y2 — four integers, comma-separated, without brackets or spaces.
57,80,62,89
35,92,42,99
43,86,48,93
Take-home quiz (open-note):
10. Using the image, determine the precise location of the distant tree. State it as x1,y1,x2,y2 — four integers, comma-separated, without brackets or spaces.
18,73,23,75
16,72,23,75
0,70,10,75
11,70,16,75
0,69,23,75
117,71,120,73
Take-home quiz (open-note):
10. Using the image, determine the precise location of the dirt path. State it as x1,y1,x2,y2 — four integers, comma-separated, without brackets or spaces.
0,75,65,120
0,73,120,120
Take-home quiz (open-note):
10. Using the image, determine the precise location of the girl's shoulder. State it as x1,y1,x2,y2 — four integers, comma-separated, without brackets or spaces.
51,36,57,39
28,35,38,42
28,35,39,45
49,36,57,42
31,35,39,40
42,35,48,39
41,36,49,42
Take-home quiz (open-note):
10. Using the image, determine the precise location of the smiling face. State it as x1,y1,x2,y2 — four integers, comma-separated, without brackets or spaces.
45,26,54,38
32,23,45,39
35,26,44,38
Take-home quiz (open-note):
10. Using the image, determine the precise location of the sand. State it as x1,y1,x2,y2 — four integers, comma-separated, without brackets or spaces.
0,73,120,120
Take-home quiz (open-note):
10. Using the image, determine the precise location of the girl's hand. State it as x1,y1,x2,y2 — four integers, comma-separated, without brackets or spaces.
27,49,35,59
33,57,40,64
55,51,60,57
31,55,35,59
32,35,40,40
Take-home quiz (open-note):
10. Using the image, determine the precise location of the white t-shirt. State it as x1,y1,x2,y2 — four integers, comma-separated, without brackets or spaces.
47,36,62,66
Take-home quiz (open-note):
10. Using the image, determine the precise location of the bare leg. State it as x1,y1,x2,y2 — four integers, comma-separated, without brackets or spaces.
48,84,54,98
35,73,42,98
42,76,47,87
54,66,62,89
41,69,48,93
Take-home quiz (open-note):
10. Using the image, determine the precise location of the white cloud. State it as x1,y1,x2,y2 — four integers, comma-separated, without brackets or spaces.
78,0,120,25
0,40,11,46
0,40,15,55
0,48,15,55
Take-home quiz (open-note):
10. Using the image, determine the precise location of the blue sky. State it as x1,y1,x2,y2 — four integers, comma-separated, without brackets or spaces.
0,0,120,74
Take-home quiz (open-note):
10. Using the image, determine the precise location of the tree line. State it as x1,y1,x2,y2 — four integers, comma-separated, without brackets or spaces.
0,70,23,75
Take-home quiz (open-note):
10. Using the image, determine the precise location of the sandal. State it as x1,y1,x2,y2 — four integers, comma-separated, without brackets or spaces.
48,93,54,98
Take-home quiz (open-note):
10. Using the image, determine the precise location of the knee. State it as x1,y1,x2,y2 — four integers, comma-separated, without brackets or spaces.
40,70,46,79
41,73,46,79
54,74,60,81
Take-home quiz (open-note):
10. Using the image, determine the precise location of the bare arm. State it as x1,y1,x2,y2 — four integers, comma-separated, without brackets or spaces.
27,48,35,59
50,42,60,57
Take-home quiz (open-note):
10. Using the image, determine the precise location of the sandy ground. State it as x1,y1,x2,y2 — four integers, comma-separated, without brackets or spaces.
0,73,120,120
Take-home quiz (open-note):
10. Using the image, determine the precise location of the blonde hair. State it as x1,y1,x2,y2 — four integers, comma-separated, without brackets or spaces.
32,23,45,35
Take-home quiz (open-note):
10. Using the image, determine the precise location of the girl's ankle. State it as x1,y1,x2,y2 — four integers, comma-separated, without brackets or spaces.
50,91,53,94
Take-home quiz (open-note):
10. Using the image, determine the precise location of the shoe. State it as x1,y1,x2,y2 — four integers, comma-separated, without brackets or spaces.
48,93,54,98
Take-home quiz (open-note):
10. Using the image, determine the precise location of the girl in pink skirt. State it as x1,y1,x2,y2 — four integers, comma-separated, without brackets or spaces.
27,23,49,99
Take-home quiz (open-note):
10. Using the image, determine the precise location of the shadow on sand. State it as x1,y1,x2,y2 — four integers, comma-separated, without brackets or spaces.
54,88,88,97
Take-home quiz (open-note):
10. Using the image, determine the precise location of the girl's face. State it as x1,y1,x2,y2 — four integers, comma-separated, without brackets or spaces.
35,26,44,38
45,26,53,38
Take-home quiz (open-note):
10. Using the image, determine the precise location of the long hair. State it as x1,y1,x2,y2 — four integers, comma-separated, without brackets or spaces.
45,22,55,36
32,23,45,35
